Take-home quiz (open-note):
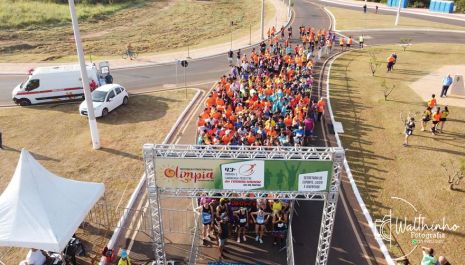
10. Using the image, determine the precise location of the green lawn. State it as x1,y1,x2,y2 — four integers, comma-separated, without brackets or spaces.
329,44,465,264
0,89,195,265
0,0,146,29
327,6,465,30
0,0,273,62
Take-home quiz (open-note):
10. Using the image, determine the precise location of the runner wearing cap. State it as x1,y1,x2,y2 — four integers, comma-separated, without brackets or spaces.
118,249,131,265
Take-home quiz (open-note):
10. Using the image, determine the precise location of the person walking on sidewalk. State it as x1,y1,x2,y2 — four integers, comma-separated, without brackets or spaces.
359,35,364,48
0,129,2,149
363,4,367,13
376,5,379,13
440,74,453,97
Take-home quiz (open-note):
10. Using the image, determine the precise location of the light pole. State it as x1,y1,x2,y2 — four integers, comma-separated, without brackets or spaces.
288,0,291,20
68,0,100,150
261,0,265,40
395,0,402,26
230,21,234,50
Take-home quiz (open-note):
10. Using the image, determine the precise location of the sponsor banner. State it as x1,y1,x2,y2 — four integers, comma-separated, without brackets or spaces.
221,160,265,190
298,172,328,192
155,158,333,192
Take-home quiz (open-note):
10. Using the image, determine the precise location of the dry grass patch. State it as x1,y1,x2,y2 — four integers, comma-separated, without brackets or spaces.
0,89,195,264
329,44,465,264
327,6,465,30
0,0,273,62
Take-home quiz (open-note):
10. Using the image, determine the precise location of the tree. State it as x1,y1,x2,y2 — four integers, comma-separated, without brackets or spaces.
381,79,396,101
441,159,465,190
399,38,413,52
368,50,382,76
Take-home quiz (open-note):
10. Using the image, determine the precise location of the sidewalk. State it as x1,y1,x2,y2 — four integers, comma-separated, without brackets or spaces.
320,0,465,21
0,0,289,75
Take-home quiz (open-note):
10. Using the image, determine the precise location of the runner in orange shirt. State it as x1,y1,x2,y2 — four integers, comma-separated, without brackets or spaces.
427,94,437,109
317,97,326,121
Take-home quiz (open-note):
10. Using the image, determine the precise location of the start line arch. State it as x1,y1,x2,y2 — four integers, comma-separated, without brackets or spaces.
143,144,345,265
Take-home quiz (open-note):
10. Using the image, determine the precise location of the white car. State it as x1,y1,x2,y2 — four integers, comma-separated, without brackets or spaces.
79,84,128,118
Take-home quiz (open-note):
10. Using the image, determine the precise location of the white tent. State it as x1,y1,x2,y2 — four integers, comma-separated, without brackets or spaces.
0,149,104,252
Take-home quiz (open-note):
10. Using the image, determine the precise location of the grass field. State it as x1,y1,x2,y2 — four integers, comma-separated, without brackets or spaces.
327,6,465,30
0,0,146,29
0,0,273,62
329,44,465,264
0,89,195,264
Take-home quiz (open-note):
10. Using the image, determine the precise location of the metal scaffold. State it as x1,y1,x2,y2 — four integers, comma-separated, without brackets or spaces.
143,144,344,265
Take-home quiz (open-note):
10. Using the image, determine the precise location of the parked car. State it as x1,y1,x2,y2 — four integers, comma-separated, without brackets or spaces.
79,84,128,118
12,62,112,106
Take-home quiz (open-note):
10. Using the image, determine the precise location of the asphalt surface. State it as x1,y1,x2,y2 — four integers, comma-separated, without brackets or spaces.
1,1,465,105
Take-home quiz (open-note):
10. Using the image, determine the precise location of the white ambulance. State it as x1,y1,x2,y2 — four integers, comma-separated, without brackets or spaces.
12,62,112,106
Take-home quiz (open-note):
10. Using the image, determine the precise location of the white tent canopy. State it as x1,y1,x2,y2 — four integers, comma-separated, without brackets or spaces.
0,149,104,252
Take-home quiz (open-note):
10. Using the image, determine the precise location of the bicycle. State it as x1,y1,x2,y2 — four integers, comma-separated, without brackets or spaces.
122,50,138,60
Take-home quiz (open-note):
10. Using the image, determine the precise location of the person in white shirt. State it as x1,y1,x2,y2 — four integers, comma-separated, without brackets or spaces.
19,249,48,265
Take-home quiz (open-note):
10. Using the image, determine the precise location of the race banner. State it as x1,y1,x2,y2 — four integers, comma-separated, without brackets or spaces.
155,158,333,192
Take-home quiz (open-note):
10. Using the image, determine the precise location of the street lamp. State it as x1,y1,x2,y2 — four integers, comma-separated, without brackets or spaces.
230,21,234,50
395,0,402,26
68,0,101,149
261,0,265,40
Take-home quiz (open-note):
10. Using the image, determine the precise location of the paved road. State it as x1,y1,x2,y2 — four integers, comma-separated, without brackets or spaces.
1,1,465,105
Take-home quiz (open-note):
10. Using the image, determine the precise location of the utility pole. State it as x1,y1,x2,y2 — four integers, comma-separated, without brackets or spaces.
395,0,402,26
68,0,100,150
230,21,234,50
249,24,252,45
288,0,291,20
261,0,265,40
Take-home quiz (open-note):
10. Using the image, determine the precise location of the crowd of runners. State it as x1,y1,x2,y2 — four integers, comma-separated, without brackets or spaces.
195,25,343,261
196,196,291,261
196,25,348,147
403,93,450,147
